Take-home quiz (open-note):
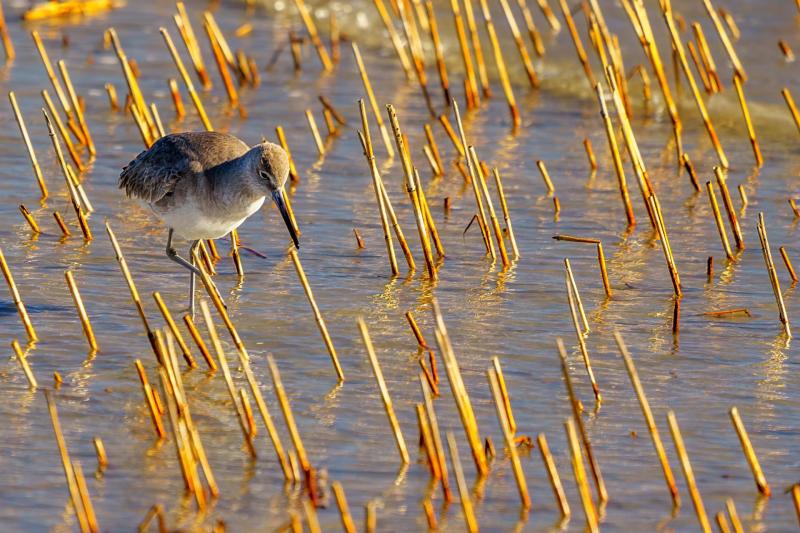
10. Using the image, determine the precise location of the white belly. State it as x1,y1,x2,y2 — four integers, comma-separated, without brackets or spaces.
156,197,266,240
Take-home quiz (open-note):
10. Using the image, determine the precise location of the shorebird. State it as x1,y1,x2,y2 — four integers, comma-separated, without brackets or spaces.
119,131,299,315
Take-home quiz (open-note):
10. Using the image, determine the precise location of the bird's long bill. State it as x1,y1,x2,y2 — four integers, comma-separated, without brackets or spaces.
272,188,299,249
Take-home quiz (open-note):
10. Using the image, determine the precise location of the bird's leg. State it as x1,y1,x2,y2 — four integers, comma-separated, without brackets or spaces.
166,228,201,276
188,240,200,318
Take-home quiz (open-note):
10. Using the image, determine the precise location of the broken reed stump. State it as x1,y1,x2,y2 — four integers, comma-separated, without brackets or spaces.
65,270,98,353
0,247,37,342
614,331,680,507
729,407,770,497
357,317,410,464
289,249,345,382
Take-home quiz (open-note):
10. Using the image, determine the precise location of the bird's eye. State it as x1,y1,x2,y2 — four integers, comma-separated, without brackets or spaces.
259,170,269,180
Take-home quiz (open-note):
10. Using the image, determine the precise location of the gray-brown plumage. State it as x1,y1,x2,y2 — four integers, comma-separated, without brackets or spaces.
118,131,298,315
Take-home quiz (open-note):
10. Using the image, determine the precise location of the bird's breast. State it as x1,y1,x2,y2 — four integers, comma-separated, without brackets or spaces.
153,195,266,240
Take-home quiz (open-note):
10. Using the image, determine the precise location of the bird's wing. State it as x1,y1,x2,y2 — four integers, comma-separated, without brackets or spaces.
118,135,198,204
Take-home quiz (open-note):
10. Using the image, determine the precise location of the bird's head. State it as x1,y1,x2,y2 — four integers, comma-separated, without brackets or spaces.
254,142,298,249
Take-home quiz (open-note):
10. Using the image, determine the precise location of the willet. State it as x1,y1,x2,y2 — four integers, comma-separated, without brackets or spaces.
119,131,299,315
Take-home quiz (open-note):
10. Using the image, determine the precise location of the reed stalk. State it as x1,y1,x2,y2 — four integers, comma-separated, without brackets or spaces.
358,317,410,463
706,181,735,261
663,9,727,168
267,354,311,473
565,416,598,532
420,374,452,501
595,83,635,227
614,331,680,507
0,0,13,61
470,148,508,267
352,43,395,159
204,20,238,108
757,213,790,336
65,271,98,352
153,292,197,368
192,248,251,360
559,0,596,89
488,367,531,509
453,102,493,256
387,105,438,278
564,270,601,406
12,340,37,388
725,498,744,533
45,390,92,532
417,403,441,479
57,60,95,156
357,108,400,275
450,0,479,107
648,195,681,296
289,249,345,381
198,301,256,457
372,0,414,79
499,0,539,88
732,74,762,167
106,223,159,356
516,0,545,55
0,248,37,342
332,482,357,533
19,205,40,234
134,360,166,438
556,338,607,503
564,258,589,334
433,301,488,476
305,109,325,157
446,432,479,533
182,314,216,370
160,27,212,131
292,0,333,71
779,247,798,283
729,406,770,496
175,3,211,89
537,432,570,519
107,29,155,134
9,92,48,198
476,0,520,126
702,0,746,81
667,411,712,533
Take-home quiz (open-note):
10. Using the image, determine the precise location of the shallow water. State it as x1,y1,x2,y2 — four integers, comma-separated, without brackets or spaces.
0,0,799,531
